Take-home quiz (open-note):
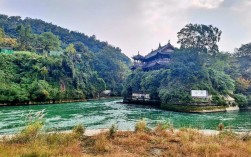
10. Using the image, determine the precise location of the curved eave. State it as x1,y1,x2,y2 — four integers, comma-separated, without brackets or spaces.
132,55,144,60
161,43,175,51
144,52,170,61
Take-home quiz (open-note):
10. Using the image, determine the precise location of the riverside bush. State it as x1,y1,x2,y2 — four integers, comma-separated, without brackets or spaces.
218,122,224,131
10,121,43,144
72,124,85,138
135,119,147,132
10,110,45,144
155,120,172,131
109,124,118,138
234,94,248,106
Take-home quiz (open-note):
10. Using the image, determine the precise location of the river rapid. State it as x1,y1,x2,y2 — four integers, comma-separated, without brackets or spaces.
0,98,250,135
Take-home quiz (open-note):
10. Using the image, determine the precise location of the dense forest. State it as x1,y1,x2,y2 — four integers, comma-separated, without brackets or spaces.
123,24,251,108
0,14,131,104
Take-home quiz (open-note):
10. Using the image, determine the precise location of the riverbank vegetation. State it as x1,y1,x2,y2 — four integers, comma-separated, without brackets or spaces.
0,14,131,105
0,120,250,157
123,24,251,109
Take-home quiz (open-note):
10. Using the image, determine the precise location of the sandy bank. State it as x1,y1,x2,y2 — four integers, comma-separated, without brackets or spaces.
0,129,109,140
1,128,250,141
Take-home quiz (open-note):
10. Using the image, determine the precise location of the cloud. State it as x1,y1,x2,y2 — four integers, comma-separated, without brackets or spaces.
192,0,224,9
136,1,192,52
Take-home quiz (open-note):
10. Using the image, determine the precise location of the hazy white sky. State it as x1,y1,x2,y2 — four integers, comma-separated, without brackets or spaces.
1,0,251,57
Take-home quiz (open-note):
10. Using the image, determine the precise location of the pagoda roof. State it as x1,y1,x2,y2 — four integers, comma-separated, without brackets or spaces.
143,59,170,69
144,41,174,60
132,52,144,60
162,41,175,51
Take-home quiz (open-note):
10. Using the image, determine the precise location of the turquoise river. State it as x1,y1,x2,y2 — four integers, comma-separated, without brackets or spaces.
0,98,250,135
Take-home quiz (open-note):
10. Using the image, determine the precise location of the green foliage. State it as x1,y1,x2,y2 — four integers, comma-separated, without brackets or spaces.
177,23,222,55
10,110,45,143
234,44,251,95
234,94,248,107
93,46,131,95
74,42,89,53
38,32,60,51
248,95,251,106
0,14,131,101
0,14,130,62
0,28,4,38
208,68,235,94
16,25,34,51
0,51,108,103
123,48,237,106
65,43,76,54
212,95,226,106
29,80,52,101
235,42,251,58
20,121,43,141
0,28,5,43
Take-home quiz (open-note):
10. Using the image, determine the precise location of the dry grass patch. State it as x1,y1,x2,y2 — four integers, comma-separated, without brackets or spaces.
0,121,85,157
81,129,251,157
1,119,250,157
135,119,148,132
0,133,83,157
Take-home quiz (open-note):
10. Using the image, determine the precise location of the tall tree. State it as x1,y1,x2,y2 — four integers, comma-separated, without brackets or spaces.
235,43,251,81
38,32,60,51
16,25,34,50
235,42,251,58
177,24,222,55
0,28,4,40
74,42,89,53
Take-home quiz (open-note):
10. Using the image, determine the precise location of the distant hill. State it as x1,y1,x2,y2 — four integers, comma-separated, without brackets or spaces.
0,14,130,65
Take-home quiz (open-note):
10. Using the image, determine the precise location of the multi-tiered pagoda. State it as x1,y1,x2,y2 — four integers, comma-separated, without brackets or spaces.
131,40,175,71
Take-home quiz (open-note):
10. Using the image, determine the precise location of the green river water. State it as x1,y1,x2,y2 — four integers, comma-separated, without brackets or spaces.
0,98,250,135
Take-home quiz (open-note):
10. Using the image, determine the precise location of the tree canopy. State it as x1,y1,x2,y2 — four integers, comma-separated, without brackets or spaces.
235,42,251,58
177,24,222,55
38,32,61,51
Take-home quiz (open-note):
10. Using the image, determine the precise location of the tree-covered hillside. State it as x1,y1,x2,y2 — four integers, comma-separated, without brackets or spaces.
0,14,130,59
0,51,106,104
0,14,131,104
